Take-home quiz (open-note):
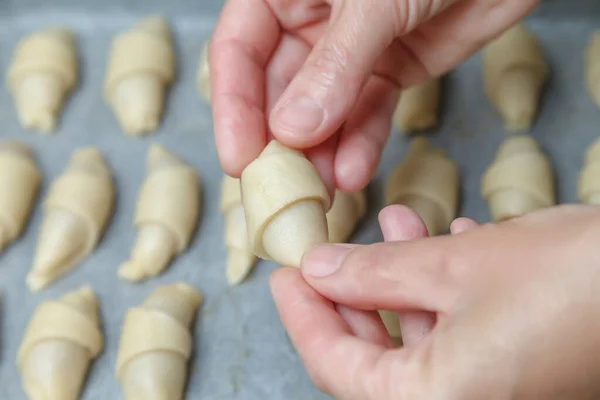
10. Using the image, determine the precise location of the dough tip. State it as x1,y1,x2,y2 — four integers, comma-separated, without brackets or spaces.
25,272,50,292
147,143,183,169
118,260,148,282
70,147,105,167
226,249,257,285
137,15,171,38
43,26,75,44
169,283,203,308
0,140,32,157
19,109,57,133
495,135,539,159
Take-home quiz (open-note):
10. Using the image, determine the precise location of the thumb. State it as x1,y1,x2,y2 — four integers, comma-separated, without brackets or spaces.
269,1,398,149
299,239,461,313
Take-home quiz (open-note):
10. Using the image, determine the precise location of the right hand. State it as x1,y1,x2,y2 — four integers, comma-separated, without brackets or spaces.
210,0,540,193
271,205,600,399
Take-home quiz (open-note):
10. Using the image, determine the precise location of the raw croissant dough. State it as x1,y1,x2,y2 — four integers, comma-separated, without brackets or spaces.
378,310,402,347
119,144,200,281
220,175,257,285
241,140,331,268
483,23,548,132
116,283,202,400
28,148,114,291
197,39,211,103
7,27,78,133
18,286,103,400
578,138,600,205
104,15,175,136
481,135,554,222
393,78,441,134
385,137,458,236
326,190,367,243
0,141,41,254
585,31,600,108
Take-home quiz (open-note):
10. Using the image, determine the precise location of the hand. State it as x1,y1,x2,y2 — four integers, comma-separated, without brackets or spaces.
270,205,600,399
210,0,540,193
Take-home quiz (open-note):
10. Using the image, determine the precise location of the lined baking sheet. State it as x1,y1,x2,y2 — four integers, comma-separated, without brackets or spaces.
0,3,599,399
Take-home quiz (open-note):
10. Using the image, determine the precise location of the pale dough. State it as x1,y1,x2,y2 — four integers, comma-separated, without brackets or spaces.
6,27,77,133
326,189,367,243
197,39,211,103
481,135,554,222
241,140,331,268
393,78,441,134
104,15,175,136
0,141,41,254
220,175,258,285
119,144,201,282
585,31,600,108
18,286,103,400
28,147,114,292
483,22,548,132
385,137,458,236
116,283,202,400
378,310,403,347
578,137,600,205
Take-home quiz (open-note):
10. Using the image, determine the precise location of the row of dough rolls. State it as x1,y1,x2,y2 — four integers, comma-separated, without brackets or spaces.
0,141,200,292
18,283,202,400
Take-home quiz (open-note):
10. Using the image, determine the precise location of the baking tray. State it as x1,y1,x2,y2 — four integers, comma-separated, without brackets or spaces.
0,1,599,399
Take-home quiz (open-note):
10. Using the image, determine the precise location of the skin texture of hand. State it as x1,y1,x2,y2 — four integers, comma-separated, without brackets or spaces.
210,0,540,194
270,205,600,399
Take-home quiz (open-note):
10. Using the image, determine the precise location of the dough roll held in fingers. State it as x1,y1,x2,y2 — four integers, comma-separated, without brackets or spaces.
585,31,600,108
241,140,331,268
28,148,114,291
0,141,41,254
385,137,459,237
481,135,554,222
119,144,200,282
393,78,441,134
18,286,103,400
378,310,403,347
116,283,202,400
220,175,257,285
326,190,367,244
483,23,548,132
578,138,600,205
196,39,211,103
7,27,78,133
104,15,175,136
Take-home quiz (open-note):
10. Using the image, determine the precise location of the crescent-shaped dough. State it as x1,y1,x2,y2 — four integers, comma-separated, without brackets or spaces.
220,175,258,285
28,148,114,291
585,31,600,108
119,144,201,281
326,190,367,243
116,283,202,400
7,27,77,133
241,140,330,268
385,138,458,236
483,23,548,132
18,286,103,400
481,135,554,222
0,141,41,253
197,39,211,103
393,78,441,134
104,15,175,135
578,137,600,205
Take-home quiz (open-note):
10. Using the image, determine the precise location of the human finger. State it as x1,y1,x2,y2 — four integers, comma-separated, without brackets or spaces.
211,0,280,177
334,76,398,192
299,238,462,313
268,1,400,149
450,217,479,234
270,267,411,399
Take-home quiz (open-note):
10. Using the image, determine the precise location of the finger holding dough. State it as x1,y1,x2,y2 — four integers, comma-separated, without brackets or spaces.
18,286,103,400
116,283,202,400
119,144,201,282
241,140,331,268
28,147,114,291
7,27,78,133
104,15,175,136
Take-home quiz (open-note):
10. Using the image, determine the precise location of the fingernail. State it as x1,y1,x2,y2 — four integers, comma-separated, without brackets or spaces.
273,97,324,134
301,244,354,278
